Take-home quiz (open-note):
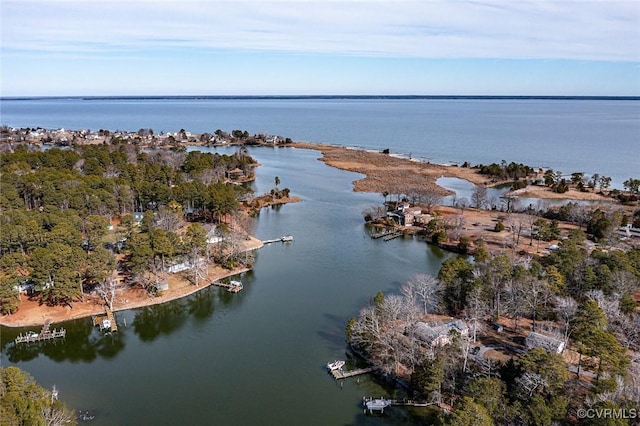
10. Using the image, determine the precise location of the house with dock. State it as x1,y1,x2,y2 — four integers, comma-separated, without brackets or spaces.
387,203,425,226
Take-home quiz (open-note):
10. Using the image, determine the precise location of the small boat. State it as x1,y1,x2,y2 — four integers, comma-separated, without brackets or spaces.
100,319,112,331
281,235,294,242
327,360,345,371
227,280,243,293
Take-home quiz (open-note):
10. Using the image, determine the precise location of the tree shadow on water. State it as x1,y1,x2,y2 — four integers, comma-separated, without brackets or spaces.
187,288,215,322
3,318,126,363
132,301,189,342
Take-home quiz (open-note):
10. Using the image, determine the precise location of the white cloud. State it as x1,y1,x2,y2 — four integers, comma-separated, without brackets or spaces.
2,0,639,61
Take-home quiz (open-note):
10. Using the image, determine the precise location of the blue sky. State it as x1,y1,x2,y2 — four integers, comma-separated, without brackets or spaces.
2,0,639,96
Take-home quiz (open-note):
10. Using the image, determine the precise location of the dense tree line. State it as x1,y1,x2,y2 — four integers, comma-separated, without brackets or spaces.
0,366,76,425
477,161,535,181
0,144,256,314
346,238,640,424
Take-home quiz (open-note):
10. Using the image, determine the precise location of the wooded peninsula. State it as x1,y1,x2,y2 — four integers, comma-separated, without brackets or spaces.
1,125,639,425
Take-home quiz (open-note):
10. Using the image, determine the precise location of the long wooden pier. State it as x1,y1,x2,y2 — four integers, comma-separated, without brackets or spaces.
362,397,433,413
389,399,431,407
262,235,294,244
330,366,375,380
14,320,66,344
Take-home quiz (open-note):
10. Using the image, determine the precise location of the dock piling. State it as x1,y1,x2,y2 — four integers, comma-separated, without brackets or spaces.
14,320,66,344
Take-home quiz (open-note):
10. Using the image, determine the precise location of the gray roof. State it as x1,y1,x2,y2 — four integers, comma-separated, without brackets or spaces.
413,320,468,343
525,332,564,352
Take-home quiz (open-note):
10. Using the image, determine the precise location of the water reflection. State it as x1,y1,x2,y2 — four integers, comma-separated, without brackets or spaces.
3,319,126,363
130,275,249,340
319,313,351,350
132,303,189,342
187,287,215,322
2,273,252,362
1,147,455,425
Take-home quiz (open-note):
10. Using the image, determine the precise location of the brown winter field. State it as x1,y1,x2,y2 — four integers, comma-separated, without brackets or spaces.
291,142,615,203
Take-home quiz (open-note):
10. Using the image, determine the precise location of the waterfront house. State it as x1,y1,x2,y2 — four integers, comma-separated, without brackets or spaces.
265,135,281,144
413,320,469,348
387,205,423,226
203,224,223,244
401,206,423,226
226,168,245,180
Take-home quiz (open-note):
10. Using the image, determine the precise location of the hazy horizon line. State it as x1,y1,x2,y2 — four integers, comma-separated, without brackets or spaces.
3,95,639,101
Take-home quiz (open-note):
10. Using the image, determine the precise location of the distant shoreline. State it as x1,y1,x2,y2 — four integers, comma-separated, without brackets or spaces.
3,95,639,101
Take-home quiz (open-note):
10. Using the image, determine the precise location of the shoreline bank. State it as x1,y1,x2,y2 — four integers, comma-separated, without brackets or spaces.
288,142,616,202
1,140,627,328
0,237,264,328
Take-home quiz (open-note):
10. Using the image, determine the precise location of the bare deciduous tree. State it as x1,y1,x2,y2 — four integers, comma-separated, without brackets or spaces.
611,270,640,299
96,275,119,310
504,279,526,331
463,286,488,342
524,277,550,332
156,206,183,232
40,405,75,426
555,296,578,347
402,274,440,315
420,190,444,213
516,372,547,398
471,185,487,210
362,205,386,222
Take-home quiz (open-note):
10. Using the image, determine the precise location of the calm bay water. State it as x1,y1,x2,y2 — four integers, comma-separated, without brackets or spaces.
1,146,450,425
0,98,638,424
1,97,638,188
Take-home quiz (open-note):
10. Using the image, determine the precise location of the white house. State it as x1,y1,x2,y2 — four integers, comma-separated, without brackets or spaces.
203,224,223,244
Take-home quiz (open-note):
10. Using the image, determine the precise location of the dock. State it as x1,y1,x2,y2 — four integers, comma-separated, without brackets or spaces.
14,320,66,344
362,397,432,413
93,308,118,332
371,230,391,239
382,232,403,241
212,280,243,293
330,366,376,380
371,230,403,241
262,235,294,244
363,397,391,413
